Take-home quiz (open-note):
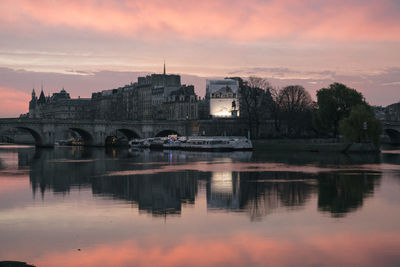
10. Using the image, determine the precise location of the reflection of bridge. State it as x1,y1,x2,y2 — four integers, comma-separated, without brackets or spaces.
0,118,192,147
382,120,400,143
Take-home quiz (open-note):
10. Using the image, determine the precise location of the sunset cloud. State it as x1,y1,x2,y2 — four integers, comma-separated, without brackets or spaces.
0,0,399,116
32,232,400,267
1,0,399,42
0,86,30,118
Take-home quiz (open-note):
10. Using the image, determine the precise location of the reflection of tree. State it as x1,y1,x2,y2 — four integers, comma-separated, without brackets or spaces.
243,172,315,220
278,181,315,207
25,147,384,220
317,172,381,217
207,171,315,221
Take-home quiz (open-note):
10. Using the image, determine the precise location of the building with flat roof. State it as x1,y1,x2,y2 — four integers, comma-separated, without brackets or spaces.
206,79,240,118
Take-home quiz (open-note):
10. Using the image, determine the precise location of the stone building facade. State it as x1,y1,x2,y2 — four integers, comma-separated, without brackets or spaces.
26,69,199,122
206,78,240,118
28,88,91,120
164,85,198,120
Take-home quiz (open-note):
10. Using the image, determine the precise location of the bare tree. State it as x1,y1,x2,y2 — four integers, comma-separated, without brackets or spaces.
278,85,314,136
268,86,282,134
239,76,273,138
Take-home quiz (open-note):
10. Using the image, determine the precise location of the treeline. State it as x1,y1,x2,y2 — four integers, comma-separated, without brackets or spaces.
237,77,381,145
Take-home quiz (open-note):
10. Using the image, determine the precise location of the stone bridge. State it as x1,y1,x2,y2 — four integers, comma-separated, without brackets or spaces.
0,118,250,147
0,118,196,147
382,120,400,144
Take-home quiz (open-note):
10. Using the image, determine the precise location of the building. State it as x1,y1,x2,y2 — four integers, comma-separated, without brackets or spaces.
164,85,198,120
28,88,91,120
206,79,240,118
42,98,92,120
26,65,199,122
385,102,400,121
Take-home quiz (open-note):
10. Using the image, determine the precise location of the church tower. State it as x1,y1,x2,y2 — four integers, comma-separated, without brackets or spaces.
29,88,37,118
163,60,166,75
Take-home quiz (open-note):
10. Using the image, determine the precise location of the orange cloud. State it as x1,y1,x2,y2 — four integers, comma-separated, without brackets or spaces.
0,87,30,118
31,232,400,267
0,0,399,42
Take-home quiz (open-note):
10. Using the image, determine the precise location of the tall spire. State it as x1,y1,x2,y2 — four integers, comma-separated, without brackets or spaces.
163,60,166,75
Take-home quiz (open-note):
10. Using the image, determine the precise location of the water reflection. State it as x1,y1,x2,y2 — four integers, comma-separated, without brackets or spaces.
317,172,379,217
1,145,400,267
92,172,199,216
15,147,387,218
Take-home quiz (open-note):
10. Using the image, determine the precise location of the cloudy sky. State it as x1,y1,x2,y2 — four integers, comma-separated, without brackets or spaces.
0,0,399,117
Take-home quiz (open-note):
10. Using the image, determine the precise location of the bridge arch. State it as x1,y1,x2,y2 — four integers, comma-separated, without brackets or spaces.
0,126,43,146
155,129,181,137
115,128,141,139
105,128,142,146
69,127,94,146
385,128,400,144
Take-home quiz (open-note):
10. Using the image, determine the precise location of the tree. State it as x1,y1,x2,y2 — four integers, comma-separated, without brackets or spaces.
239,76,273,138
313,83,364,137
339,104,382,146
268,87,282,134
278,85,314,136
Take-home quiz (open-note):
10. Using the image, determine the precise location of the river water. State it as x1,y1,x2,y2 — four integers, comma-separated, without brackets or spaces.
0,145,400,267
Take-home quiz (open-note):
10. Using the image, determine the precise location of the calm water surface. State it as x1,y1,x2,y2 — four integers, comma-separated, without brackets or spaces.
1,145,400,267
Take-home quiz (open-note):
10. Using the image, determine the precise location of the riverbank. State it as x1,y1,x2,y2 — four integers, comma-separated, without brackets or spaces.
253,139,380,153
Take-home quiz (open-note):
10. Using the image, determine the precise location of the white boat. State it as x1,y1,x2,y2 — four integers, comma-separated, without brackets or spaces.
130,136,252,151
163,136,187,149
129,137,167,149
179,136,252,151
128,138,150,148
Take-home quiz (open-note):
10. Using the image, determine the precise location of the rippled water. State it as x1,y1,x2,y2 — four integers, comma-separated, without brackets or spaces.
1,145,400,267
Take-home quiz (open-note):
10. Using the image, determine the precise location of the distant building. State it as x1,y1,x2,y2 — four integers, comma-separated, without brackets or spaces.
42,98,92,120
385,102,400,121
28,87,90,120
197,97,210,120
28,89,38,118
164,85,198,120
26,64,199,122
373,106,386,121
206,79,240,118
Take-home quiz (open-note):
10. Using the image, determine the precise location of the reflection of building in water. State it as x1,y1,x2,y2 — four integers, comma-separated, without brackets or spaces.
26,148,382,219
92,172,199,217
207,172,240,210
206,171,317,219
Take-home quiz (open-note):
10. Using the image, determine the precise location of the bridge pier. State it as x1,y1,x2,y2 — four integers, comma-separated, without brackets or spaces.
41,124,56,147
92,125,106,146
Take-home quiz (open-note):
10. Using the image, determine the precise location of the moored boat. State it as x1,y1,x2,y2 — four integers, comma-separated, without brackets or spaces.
179,136,252,151
130,136,252,151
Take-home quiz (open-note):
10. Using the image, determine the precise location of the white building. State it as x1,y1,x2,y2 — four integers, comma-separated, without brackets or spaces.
206,79,240,118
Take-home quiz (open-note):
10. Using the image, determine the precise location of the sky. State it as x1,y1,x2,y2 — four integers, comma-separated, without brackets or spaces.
0,0,399,117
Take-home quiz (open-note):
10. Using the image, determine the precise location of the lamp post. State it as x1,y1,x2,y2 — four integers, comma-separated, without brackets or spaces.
363,121,368,142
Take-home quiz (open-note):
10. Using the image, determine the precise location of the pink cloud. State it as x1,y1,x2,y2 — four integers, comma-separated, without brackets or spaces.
0,0,399,42
0,87,30,117
31,232,400,267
